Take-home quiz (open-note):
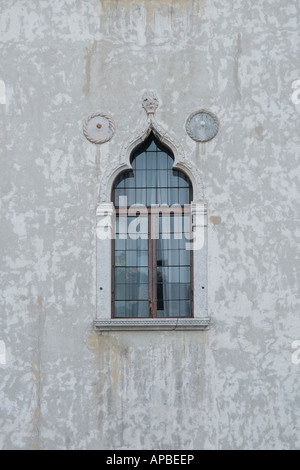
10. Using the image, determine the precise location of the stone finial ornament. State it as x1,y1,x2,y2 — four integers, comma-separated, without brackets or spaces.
142,91,159,116
83,112,115,144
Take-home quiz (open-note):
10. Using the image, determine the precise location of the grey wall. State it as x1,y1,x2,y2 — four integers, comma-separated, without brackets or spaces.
0,0,299,450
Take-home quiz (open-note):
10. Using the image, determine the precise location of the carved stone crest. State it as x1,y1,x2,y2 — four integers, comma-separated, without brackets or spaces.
142,91,159,116
83,112,115,144
186,109,219,142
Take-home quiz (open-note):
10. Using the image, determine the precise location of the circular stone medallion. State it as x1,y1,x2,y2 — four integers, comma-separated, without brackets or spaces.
83,112,115,144
186,109,219,142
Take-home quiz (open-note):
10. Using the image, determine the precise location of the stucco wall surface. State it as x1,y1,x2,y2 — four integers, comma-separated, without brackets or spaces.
0,0,299,450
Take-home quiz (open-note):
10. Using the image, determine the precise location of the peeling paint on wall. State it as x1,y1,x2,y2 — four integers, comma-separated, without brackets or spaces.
0,0,299,451
84,40,97,97
210,215,222,226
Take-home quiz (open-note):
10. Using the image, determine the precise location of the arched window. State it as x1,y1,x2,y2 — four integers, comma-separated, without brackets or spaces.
112,132,193,318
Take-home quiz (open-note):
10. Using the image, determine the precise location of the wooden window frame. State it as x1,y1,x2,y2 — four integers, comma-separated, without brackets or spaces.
111,205,194,319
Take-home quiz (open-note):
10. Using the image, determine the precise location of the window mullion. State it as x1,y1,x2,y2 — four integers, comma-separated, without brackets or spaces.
148,211,158,318
148,212,153,318
152,215,157,319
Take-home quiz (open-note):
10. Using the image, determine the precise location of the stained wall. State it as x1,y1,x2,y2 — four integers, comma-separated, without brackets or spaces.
0,0,299,450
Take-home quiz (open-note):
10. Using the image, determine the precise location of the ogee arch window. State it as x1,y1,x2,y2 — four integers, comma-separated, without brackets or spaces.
112,132,193,318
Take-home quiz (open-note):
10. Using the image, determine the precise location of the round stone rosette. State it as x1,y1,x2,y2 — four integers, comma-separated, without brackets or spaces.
83,112,115,144
186,109,219,142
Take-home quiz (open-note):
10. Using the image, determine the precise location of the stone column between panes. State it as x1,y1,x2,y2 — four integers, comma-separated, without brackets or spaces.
190,202,208,319
96,202,115,319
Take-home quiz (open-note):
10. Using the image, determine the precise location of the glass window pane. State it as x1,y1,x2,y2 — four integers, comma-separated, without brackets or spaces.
178,172,189,188
115,251,126,266
156,283,191,301
178,237,187,250
114,301,126,317
157,171,168,187
179,249,190,265
157,283,164,301
168,188,178,205
115,300,149,318
147,153,157,170
137,251,148,266
124,172,135,188
179,187,190,204
135,170,147,187
179,284,191,300
137,285,149,301
147,171,156,187
179,300,191,317
167,250,180,266
180,266,190,283
156,306,167,317
115,238,126,251
126,251,137,266
168,267,180,283
126,189,136,206
113,134,191,208
147,140,157,151
168,301,181,316
169,283,180,300
127,301,148,318
126,237,148,251
115,268,126,283
166,154,174,170
156,188,168,205
167,238,179,251
169,170,180,187
115,174,125,189
126,284,148,301
125,267,148,284
115,284,126,300
157,237,179,255
134,154,146,170
147,188,157,205
135,188,147,206
157,153,168,170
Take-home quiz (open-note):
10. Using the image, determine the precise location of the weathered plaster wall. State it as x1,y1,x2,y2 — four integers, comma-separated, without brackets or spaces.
0,0,299,450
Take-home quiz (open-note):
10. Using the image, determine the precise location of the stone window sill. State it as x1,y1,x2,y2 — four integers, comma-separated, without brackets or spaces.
93,318,210,331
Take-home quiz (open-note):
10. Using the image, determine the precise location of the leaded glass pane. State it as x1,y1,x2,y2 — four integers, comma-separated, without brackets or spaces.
113,133,192,207
156,214,192,318
113,133,192,318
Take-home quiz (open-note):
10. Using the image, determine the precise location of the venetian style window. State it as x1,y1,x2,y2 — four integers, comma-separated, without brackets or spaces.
112,133,193,318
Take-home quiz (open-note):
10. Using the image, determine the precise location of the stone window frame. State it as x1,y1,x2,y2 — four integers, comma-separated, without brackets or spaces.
94,116,210,332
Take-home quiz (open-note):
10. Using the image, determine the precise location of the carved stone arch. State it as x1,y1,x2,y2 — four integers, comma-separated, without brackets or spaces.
95,94,209,329
100,117,205,203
